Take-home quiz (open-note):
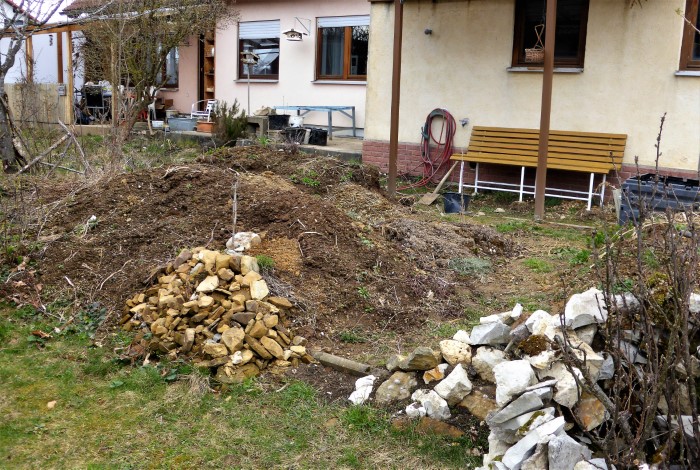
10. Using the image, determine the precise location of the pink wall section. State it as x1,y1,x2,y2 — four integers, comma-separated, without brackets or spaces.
165,0,370,128
160,35,199,115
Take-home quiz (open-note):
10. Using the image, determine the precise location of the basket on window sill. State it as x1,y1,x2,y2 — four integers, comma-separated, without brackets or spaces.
525,24,545,63
524,47,544,63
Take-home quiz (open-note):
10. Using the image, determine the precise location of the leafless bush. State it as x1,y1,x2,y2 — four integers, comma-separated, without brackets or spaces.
559,116,700,467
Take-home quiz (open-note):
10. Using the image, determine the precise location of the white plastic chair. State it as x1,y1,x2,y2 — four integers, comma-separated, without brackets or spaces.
191,99,217,122
147,86,159,121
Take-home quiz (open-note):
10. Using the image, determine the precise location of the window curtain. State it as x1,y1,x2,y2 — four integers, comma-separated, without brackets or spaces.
320,27,344,76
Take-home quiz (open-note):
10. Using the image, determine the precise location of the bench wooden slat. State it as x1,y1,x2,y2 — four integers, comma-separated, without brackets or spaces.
471,133,626,147
468,143,625,159
452,153,620,173
474,126,628,140
469,138,626,152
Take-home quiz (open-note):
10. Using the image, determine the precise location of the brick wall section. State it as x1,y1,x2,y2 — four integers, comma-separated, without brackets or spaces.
362,140,700,193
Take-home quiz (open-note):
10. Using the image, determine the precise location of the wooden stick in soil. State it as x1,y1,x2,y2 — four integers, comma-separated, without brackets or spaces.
44,139,74,178
57,119,91,174
16,133,71,174
39,162,83,174
232,178,238,236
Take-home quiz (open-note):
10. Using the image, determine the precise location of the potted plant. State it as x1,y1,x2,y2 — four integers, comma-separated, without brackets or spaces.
196,120,216,133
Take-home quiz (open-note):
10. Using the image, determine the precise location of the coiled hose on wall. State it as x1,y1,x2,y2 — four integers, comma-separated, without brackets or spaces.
398,108,456,191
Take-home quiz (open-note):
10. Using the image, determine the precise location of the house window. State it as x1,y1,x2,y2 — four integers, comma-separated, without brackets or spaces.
160,47,179,88
239,20,280,79
680,0,700,70
316,16,370,80
512,0,589,68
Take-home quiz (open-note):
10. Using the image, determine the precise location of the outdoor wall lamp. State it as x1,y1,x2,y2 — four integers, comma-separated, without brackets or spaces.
282,17,311,41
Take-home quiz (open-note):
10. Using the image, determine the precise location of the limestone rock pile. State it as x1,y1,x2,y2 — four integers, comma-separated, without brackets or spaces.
347,287,699,469
121,247,312,383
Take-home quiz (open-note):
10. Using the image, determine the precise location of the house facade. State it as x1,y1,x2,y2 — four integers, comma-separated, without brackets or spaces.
164,0,371,129
362,0,700,183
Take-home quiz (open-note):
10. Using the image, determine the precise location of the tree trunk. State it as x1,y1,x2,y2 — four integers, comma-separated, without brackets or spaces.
0,79,16,168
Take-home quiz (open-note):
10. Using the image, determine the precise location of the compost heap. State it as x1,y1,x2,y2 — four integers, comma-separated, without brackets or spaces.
121,247,312,383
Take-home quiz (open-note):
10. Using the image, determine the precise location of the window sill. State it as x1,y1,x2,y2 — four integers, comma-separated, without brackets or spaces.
675,70,700,77
313,80,367,85
235,79,278,83
507,66,583,74
159,88,179,92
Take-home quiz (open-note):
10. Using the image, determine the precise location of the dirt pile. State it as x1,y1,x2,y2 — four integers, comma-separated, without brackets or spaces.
30,147,519,352
121,247,314,383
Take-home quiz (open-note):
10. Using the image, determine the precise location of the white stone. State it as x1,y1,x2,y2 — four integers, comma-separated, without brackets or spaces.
434,364,473,405
473,347,507,383
470,322,511,345
690,293,700,314
598,354,614,380
500,407,556,438
619,340,647,364
487,391,545,425
411,389,451,420
405,402,426,418
539,362,583,408
226,231,262,252
574,459,610,470
526,310,553,335
575,324,598,345
511,303,524,321
561,287,608,328
494,360,537,407
453,329,471,344
548,434,592,470
250,279,270,300
196,275,219,293
521,443,548,470
502,417,566,470
484,431,510,468
348,375,377,405
613,293,640,312
480,312,510,324
526,350,559,370
439,339,472,366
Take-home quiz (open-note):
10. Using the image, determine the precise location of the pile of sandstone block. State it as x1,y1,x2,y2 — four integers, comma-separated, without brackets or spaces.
121,247,312,383
347,287,700,470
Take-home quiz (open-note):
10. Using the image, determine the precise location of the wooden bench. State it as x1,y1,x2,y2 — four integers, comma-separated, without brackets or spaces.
451,126,627,210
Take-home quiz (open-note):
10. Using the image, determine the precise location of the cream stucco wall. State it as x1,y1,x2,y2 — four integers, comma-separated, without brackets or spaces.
365,0,700,170
212,0,370,129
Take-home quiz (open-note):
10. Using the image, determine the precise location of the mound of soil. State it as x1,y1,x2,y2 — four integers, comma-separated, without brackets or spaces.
31,147,519,355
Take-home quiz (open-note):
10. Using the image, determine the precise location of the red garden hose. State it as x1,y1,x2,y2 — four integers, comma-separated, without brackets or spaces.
398,108,456,191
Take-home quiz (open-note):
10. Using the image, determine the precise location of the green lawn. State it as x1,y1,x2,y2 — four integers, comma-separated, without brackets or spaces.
0,305,483,469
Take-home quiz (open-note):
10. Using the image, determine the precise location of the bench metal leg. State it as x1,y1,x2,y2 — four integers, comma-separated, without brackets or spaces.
600,174,607,207
352,107,356,137
519,166,525,202
458,162,464,194
328,111,333,140
587,172,595,211
474,163,480,194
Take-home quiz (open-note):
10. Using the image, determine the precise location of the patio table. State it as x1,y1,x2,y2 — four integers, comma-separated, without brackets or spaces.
272,105,356,140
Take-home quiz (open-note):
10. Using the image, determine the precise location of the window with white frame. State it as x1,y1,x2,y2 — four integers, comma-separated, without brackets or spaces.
239,20,280,79
316,16,370,80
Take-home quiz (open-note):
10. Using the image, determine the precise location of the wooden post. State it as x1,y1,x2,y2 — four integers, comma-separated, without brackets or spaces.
534,0,558,220
388,0,404,199
66,32,74,124
25,35,33,82
56,32,64,84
